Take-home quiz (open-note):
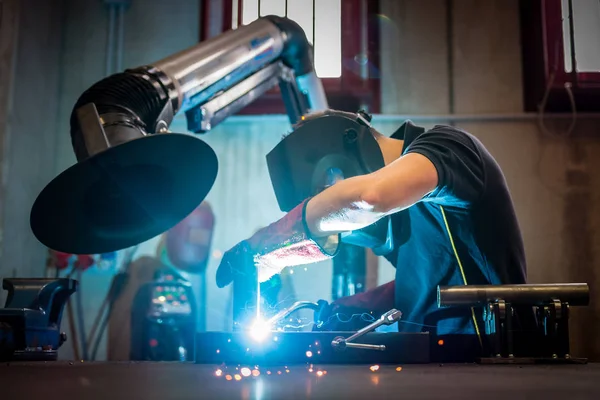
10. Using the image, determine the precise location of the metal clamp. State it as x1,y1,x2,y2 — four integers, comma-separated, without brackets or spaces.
331,309,402,352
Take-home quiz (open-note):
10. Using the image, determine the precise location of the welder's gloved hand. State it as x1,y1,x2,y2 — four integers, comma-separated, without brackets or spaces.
313,281,396,331
215,199,340,288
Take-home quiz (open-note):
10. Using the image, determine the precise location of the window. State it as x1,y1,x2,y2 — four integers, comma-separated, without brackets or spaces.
560,0,600,76
238,0,342,78
520,0,600,112
201,0,381,114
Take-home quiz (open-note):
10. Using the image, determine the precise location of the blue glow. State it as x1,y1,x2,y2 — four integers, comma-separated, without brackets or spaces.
249,318,272,342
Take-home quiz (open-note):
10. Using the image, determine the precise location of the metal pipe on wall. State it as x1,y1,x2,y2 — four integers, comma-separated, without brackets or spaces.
359,0,369,81
116,3,125,72
105,4,116,75
104,1,128,75
446,0,455,117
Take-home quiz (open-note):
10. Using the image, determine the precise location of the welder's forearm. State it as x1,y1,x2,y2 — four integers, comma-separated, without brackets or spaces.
304,175,386,238
305,153,440,238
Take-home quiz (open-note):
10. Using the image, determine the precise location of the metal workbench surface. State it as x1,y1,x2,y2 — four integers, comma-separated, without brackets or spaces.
1,361,599,399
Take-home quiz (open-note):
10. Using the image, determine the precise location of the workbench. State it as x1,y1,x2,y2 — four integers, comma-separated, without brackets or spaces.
2,362,599,399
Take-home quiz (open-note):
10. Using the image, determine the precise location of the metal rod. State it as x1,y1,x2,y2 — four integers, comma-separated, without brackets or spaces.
437,284,590,307
344,318,386,343
359,0,368,80
312,0,316,47
75,269,89,360
106,5,116,75
344,343,386,351
446,0,455,120
567,0,578,84
116,4,125,71
231,0,238,30
330,309,400,352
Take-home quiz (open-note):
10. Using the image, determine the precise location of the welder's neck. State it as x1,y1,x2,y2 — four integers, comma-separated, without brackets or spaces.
376,135,405,166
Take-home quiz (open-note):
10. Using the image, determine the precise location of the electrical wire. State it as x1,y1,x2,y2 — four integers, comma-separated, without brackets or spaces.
66,294,81,360
90,297,114,361
88,245,139,360
85,296,109,357
534,34,578,200
75,269,89,360
88,266,134,361
314,312,438,330
63,267,81,360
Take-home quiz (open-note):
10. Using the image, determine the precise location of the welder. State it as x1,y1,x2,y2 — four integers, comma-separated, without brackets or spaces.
215,109,529,358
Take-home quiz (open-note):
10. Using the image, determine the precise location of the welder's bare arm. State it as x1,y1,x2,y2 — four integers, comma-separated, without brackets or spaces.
306,153,438,238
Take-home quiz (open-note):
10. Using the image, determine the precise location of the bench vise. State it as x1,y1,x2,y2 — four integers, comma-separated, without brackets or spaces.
0,278,77,361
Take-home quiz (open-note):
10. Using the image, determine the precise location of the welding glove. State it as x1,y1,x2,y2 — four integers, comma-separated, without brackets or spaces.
215,198,340,288
314,281,396,331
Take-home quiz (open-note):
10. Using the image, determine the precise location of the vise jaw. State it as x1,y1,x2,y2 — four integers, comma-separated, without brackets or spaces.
0,278,77,361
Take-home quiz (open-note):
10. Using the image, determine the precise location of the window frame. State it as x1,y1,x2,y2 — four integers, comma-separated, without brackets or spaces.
200,0,381,114
520,0,600,113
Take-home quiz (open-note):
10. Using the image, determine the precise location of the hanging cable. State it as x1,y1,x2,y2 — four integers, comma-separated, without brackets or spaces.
75,269,89,360
446,0,455,125
85,295,109,356
312,0,316,46
64,267,81,360
105,4,116,75
535,32,578,199
88,245,138,360
567,0,578,87
115,3,125,71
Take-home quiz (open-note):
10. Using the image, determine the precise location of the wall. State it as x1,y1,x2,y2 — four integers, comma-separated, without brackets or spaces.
2,0,599,361
0,0,20,291
52,0,201,360
0,0,64,292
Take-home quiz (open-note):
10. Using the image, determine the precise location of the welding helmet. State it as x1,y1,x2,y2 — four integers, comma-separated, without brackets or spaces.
266,109,394,255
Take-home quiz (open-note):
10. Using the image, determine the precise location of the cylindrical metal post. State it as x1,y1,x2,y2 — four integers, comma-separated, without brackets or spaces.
438,284,590,307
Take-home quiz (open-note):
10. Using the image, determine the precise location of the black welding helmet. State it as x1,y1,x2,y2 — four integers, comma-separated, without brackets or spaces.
266,109,394,255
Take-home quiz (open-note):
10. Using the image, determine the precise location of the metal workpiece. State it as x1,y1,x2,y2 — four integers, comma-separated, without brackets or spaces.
437,283,590,307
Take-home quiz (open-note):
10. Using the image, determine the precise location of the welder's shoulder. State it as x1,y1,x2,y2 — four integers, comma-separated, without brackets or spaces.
405,125,487,205
419,124,483,153
406,124,486,172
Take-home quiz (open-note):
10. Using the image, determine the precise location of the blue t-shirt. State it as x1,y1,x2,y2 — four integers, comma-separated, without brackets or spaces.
386,122,527,340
